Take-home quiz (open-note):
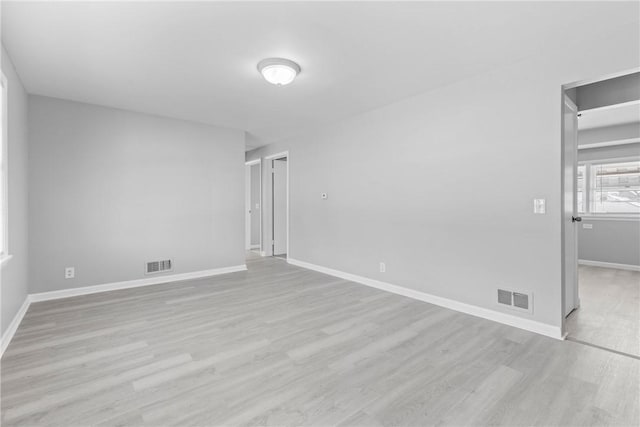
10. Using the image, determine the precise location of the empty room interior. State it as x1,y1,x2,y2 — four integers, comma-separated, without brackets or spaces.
0,2,639,426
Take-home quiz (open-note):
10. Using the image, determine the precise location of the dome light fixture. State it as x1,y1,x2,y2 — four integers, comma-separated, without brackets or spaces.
257,58,301,86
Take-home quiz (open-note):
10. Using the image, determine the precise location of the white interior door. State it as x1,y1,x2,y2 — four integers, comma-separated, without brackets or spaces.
250,164,261,249
272,158,287,256
563,94,580,317
245,165,251,250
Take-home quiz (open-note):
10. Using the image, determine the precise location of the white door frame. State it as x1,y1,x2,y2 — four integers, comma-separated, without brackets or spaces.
559,66,640,337
560,91,579,330
245,159,262,254
265,151,289,259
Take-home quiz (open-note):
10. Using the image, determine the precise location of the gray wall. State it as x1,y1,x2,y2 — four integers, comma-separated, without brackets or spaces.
28,95,246,293
1,46,29,336
247,22,640,328
578,220,640,266
250,163,260,247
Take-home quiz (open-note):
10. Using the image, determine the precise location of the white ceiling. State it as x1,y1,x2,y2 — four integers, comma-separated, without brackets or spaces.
2,1,639,150
578,101,640,130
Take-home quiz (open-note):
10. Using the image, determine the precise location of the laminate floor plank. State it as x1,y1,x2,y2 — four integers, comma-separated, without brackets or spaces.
1,254,638,426
566,265,640,356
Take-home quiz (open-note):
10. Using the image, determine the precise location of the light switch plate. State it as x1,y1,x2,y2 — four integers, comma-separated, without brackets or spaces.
583,223,593,229
533,199,546,214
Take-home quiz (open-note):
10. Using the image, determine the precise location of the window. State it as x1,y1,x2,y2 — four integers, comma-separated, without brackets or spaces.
590,161,640,214
577,164,586,213
578,159,640,216
1,72,7,260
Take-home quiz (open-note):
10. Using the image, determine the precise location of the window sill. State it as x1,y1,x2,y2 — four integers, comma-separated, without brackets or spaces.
580,215,640,222
0,254,13,266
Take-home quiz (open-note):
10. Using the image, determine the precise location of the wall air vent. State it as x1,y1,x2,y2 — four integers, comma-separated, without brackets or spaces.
513,292,529,310
497,288,533,314
497,289,512,306
146,259,172,275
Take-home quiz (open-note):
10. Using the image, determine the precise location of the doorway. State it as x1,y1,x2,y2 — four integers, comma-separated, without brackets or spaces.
245,159,262,255
266,152,289,259
561,70,640,357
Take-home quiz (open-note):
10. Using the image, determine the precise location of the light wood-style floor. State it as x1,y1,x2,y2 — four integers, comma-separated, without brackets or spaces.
566,265,640,357
2,254,638,426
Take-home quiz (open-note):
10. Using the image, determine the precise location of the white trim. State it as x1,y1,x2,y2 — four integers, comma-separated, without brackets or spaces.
287,258,563,340
0,254,13,266
265,151,289,260
1,296,30,357
578,259,640,271
260,251,267,257
29,265,247,302
0,264,248,358
578,138,640,150
249,244,260,249
245,159,261,166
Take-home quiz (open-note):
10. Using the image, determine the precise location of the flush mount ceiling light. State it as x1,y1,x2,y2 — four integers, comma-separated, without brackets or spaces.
257,58,301,86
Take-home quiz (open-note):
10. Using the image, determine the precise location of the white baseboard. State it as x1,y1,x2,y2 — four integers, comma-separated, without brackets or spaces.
578,259,640,272
287,258,563,340
1,296,31,357
249,245,260,249
1,264,248,358
30,265,247,302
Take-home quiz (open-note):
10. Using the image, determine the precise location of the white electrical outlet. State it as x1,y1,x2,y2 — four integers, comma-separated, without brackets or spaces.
379,262,386,273
255,203,260,209
583,223,593,229
65,267,75,279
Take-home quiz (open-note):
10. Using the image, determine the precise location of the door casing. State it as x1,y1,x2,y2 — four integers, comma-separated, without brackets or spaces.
265,151,289,258
561,93,579,321
559,67,640,337
245,159,262,253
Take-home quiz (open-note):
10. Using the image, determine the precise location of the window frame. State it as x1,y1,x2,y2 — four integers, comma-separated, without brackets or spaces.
578,155,640,220
577,164,586,214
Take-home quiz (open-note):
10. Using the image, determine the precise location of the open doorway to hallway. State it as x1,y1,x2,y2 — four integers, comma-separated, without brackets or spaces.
245,159,262,257
562,71,640,358
270,155,288,260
